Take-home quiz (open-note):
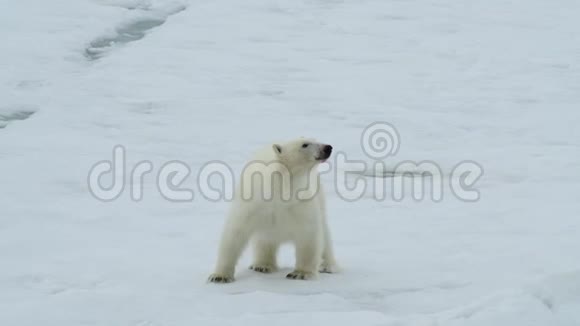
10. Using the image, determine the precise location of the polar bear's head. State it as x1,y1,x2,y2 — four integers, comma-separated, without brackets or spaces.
272,138,333,171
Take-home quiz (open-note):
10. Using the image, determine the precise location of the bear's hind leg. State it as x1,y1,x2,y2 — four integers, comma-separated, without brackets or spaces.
320,220,339,273
287,233,322,280
208,220,253,283
249,239,279,273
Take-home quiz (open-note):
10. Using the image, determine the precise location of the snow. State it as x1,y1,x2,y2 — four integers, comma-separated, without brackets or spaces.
1,0,580,325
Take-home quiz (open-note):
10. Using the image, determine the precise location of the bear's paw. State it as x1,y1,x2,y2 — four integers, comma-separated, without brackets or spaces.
286,270,316,280
208,273,234,283
249,265,277,273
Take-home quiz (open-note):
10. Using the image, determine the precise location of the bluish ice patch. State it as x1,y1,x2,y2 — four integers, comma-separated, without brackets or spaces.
85,4,186,60
0,110,36,129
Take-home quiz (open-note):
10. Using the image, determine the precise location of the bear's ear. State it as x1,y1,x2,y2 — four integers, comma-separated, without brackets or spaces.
272,144,283,155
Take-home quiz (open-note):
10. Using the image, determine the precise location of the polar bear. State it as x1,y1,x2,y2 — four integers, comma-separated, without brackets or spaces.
208,138,339,283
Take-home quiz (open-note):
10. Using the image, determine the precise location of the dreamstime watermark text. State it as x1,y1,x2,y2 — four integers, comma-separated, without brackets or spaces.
87,122,483,203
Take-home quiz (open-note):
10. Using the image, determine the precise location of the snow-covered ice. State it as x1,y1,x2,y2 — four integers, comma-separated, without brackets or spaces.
1,0,579,325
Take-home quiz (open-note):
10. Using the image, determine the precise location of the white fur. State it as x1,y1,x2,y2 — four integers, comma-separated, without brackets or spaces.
208,139,338,283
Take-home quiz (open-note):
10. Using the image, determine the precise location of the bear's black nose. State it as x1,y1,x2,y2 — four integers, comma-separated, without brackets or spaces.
323,145,333,155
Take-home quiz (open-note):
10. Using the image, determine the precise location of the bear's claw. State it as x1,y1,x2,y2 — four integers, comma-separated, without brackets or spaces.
286,270,315,280
249,265,275,273
208,274,234,283
319,262,340,274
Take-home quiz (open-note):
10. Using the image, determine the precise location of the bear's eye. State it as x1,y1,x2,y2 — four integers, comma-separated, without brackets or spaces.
302,143,309,148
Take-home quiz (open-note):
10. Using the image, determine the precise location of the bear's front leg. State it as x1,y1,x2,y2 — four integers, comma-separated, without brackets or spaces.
287,231,323,280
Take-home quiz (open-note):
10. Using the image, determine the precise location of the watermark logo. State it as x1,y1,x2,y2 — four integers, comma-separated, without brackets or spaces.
361,121,400,159
87,122,483,203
